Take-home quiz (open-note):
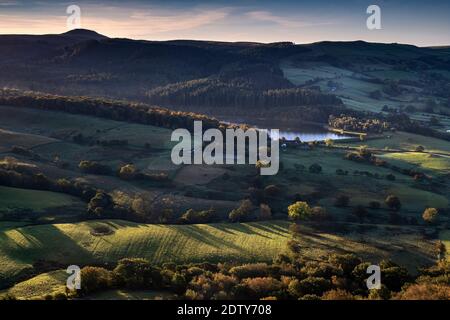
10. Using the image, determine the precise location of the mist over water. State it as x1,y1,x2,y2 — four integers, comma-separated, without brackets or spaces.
221,117,351,142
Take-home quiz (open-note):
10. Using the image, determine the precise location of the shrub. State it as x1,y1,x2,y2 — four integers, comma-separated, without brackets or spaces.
288,277,331,297
79,160,112,175
415,145,425,152
229,199,253,222
308,163,322,174
242,277,283,299
288,201,312,221
229,263,271,279
322,289,354,300
328,254,362,276
422,208,438,224
79,267,112,295
118,164,137,180
385,195,401,211
180,208,215,224
113,258,162,289
380,260,410,291
264,185,280,197
87,191,114,217
395,283,450,300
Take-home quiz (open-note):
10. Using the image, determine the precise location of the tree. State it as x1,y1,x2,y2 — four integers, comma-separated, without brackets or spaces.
79,267,112,295
322,289,354,300
334,195,350,207
422,208,438,224
79,160,112,175
229,199,253,222
385,195,401,211
288,201,312,221
113,258,162,289
264,185,280,197
259,204,272,220
328,254,361,278
87,191,113,217
118,164,137,180
180,208,214,224
308,163,322,174
415,145,425,152
288,277,331,297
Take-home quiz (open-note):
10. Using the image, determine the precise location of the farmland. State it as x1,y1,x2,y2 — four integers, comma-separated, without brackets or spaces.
0,35,449,300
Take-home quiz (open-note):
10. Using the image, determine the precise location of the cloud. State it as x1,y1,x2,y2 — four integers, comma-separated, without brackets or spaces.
0,1,20,6
246,10,334,28
0,5,231,38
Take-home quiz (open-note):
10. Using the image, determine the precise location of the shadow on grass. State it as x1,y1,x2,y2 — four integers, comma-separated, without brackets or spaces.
0,223,94,288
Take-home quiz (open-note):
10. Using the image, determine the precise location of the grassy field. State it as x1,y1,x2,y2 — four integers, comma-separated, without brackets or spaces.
357,132,450,155
0,270,67,299
0,220,291,288
0,186,83,213
439,230,450,261
0,268,173,299
380,152,450,176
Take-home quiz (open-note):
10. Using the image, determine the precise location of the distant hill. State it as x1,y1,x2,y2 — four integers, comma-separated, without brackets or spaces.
0,29,449,113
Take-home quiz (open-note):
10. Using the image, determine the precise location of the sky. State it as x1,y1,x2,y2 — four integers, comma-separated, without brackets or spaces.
0,0,449,46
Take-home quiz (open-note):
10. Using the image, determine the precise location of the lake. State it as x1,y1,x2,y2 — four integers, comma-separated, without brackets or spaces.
220,117,352,142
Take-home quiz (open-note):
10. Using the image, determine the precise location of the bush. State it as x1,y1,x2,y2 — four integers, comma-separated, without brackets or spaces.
87,191,114,217
113,258,162,289
422,208,439,224
180,208,215,224
118,164,137,180
385,195,401,211
229,263,271,279
322,289,354,300
288,201,312,221
229,199,253,222
79,160,112,175
264,185,280,197
395,283,450,300
380,260,410,291
328,254,362,276
80,267,112,295
308,163,322,174
242,277,283,299
288,277,331,297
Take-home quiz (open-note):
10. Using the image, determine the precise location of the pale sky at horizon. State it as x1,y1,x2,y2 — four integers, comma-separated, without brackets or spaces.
0,0,449,46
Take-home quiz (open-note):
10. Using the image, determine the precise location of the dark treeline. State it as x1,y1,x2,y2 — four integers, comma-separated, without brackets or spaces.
328,115,392,133
329,112,450,141
0,89,225,131
19,254,449,300
146,78,342,109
